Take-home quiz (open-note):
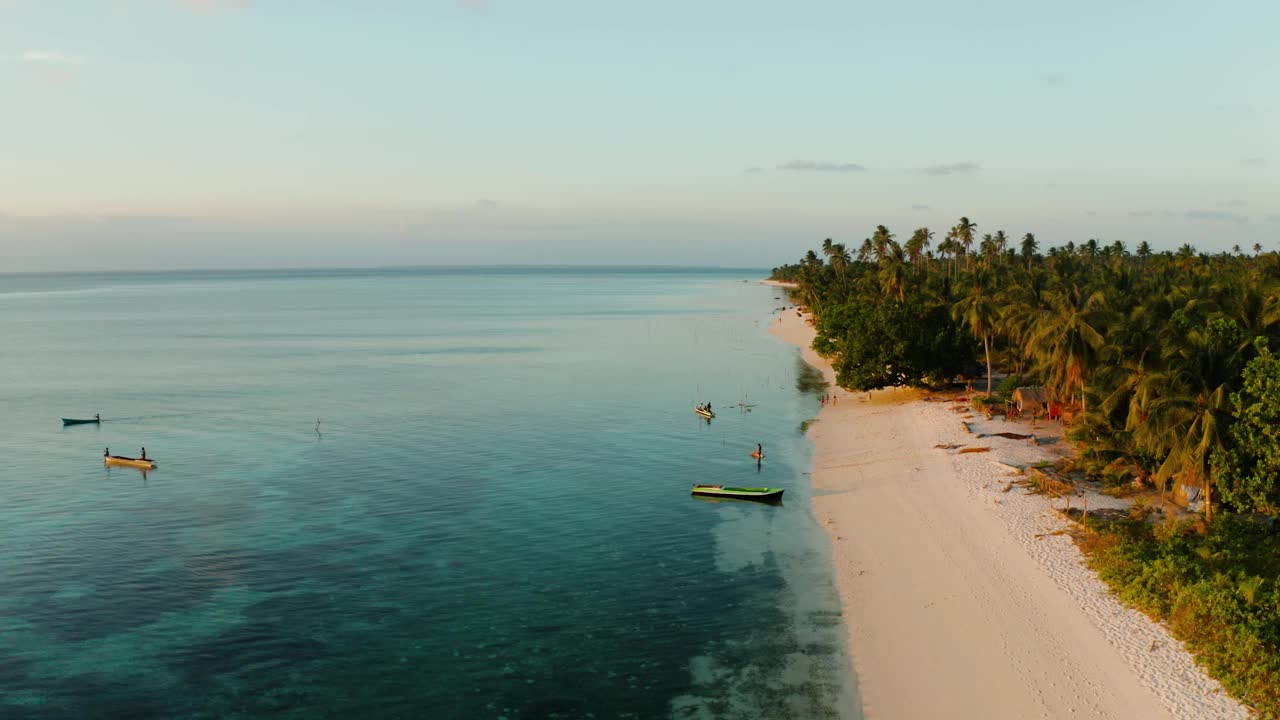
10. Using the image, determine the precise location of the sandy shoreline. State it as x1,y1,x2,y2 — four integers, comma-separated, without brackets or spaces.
768,307,1248,720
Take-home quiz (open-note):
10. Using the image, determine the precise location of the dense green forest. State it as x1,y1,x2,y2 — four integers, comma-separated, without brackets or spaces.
772,220,1280,520
773,220,1280,715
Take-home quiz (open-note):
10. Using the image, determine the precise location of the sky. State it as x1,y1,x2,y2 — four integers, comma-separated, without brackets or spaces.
1,0,1277,271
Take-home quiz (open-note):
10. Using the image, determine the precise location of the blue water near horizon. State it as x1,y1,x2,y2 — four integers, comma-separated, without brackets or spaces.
0,268,857,719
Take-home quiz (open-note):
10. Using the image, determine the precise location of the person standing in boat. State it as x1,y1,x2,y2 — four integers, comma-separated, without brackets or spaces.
95,413,101,421
756,443,764,458
706,402,712,414
140,447,146,460
104,447,109,458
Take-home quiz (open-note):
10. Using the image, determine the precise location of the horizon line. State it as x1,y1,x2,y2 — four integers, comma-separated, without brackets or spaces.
0,263,773,277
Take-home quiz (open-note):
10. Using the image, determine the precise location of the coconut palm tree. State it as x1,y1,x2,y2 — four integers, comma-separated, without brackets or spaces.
879,244,909,303
1020,233,1038,270
979,234,997,268
904,228,931,271
993,230,1009,266
1175,244,1197,271
871,225,894,264
1026,284,1111,415
955,217,978,270
954,272,1000,395
941,229,959,278
829,243,851,281
998,271,1052,378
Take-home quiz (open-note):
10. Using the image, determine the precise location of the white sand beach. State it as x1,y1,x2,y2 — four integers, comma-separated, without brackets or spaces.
769,307,1248,720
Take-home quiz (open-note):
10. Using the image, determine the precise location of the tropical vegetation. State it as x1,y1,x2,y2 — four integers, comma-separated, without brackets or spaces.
772,219,1280,715
771,220,1280,521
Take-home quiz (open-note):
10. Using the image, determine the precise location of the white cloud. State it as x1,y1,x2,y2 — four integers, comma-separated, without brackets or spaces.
21,49,82,64
778,160,866,173
920,162,980,176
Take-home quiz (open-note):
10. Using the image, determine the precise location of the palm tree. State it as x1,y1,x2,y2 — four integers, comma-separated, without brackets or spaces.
942,229,959,278
1026,284,1110,415
829,243,850,280
998,271,1051,378
955,217,978,270
872,225,894,264
857,238,873,263
954,273,1000,395
1253,243,1263,256
1137,241,1152,261
1020,233,1038,270
1145,362,1235,521
879,244,909,303
1175,244,1197,271
979,233,997,268
904,228,931,271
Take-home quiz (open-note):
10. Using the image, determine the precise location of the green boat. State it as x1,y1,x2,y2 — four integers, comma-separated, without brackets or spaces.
690,484,783,502
62,415,101,426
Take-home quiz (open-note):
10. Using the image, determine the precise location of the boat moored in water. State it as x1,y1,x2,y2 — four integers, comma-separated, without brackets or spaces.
694,406,714,419
690,484,783,502
103,451,156,470
62,415,101,426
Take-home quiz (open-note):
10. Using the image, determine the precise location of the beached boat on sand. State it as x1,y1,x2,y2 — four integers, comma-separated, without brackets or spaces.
103,453,156,470
690,484,782,502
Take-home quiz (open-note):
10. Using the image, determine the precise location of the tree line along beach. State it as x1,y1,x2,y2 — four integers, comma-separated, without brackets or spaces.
766,221,1279,719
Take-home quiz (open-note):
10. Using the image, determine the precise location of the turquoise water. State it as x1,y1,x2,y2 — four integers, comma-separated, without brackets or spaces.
0,268,856,719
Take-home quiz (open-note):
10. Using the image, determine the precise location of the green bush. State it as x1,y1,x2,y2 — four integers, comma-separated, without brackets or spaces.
993,375,1023,402
1083,517,1280,716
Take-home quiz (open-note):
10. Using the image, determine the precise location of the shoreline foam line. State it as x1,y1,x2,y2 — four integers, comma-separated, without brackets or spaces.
767,301,1247,720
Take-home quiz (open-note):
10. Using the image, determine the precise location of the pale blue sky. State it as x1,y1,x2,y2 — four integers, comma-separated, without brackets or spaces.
1,0,1276,270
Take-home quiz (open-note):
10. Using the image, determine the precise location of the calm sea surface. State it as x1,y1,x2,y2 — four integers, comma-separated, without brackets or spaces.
0,268,856,719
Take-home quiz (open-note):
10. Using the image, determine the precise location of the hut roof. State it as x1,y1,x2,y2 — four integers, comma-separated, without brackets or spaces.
1012,386,1048,404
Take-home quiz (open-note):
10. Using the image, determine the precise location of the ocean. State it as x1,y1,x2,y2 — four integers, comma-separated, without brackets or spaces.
0,268,857,719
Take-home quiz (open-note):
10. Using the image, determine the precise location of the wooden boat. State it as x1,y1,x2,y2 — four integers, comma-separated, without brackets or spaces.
750,452,764,459
104,454,156,470
694,406,714,419
691,484,783,502
62,417,100,426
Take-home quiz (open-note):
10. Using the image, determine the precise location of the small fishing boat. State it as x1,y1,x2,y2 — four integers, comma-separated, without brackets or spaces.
62,416,100,426
694,406,714,419
750,452,764,459
103,453,156,470
691,485,783,502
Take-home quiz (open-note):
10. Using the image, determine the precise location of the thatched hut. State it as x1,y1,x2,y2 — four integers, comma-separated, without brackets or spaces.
1012,386,1049,414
